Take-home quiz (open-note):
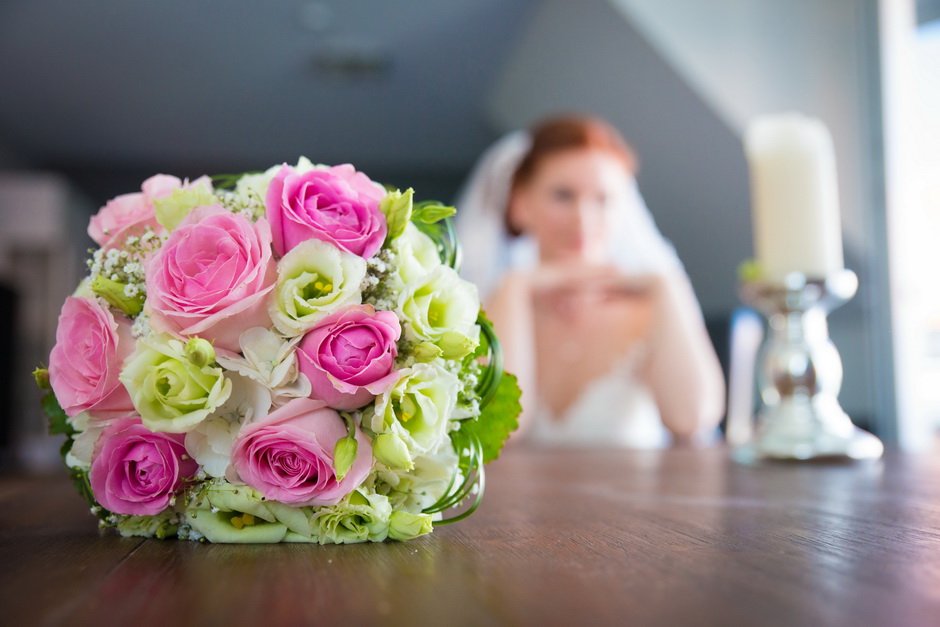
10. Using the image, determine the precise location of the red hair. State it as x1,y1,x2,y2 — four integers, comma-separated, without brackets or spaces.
512,115,638,192
507,115,638,235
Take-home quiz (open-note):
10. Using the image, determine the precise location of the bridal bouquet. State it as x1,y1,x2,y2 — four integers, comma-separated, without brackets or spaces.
35,158,520,544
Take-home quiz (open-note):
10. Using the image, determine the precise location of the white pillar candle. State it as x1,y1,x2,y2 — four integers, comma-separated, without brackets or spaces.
744,113,845,281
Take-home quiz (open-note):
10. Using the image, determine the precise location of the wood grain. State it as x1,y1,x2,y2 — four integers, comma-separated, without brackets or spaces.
3,448,940,626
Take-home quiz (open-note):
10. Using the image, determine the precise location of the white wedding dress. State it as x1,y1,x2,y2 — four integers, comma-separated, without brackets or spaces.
526,347,670,449
454,130,687,450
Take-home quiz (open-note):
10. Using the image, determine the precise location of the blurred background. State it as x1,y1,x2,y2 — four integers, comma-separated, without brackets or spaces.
0,0,937,469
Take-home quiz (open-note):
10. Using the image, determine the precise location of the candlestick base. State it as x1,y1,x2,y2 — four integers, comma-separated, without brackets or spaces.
732,270,883,464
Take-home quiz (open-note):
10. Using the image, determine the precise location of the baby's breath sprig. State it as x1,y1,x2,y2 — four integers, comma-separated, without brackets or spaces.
215,188,266,222
362,248,400,312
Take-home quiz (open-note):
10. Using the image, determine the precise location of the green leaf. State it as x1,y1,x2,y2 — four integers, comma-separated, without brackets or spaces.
211,171,260,190
457,372,521,464
69,467,111,521
412,200,456,224
91,275,144,317
42,392,73,437
42,392,75,458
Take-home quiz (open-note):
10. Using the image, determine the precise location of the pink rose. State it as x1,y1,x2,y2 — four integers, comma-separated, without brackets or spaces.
265,164,387,259
145,205,277,352
297,305,401,410
87,174,210,249
48,297,136,419
231,397,372,506
90,418,197,516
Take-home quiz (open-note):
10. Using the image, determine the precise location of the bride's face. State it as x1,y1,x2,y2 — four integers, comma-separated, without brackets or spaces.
510,148,626,264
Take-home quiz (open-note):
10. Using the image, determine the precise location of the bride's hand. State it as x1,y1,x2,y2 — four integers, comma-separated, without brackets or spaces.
528,263,655,300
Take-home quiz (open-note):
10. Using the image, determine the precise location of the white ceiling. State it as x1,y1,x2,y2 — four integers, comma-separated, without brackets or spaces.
0,1,537,175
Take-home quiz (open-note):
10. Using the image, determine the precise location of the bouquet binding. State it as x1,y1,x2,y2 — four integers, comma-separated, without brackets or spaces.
35,158,521,544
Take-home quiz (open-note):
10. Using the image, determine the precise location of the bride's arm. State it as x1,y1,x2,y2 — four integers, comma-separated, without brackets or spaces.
642,273,726,439
484,271,537,437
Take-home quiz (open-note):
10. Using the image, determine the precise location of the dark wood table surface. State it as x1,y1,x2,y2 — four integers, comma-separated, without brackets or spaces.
3,446,940,626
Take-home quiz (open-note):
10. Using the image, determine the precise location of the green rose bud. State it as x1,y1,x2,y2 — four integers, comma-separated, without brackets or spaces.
154,185,217,231
91,274,144,317
413,341,443,363
120,335,232,433
332,436,359,481
379,188,413,241
33,367,50,390
373,432,414,470
185,337,216,368
309,489,392,545
388,510,433,541
437,329,480,360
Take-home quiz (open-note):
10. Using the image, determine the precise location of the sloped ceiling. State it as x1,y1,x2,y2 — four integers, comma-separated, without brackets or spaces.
0,1,537,176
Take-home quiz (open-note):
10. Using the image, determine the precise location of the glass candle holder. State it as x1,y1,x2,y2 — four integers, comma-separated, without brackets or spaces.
734,269,883,463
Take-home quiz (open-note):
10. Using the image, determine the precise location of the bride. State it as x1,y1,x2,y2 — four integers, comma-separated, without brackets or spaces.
456,115,725,447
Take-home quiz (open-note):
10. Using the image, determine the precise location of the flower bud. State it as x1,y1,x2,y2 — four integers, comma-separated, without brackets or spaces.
413,341,443,363
33,367,50,390
185,337,216,367
373,432,414,470
388,510,433,541
438,329,479,360
378,188,413,241
332,436,359,481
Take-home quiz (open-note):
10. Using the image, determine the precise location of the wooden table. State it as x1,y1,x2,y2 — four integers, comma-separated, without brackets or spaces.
3,447,940,626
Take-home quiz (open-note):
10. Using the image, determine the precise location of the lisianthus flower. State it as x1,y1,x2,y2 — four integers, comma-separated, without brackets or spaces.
184,480,315,543
184,372,271,478
369,362,459,469
389,222,442,285
373,445,459,512
309,489,392,544
215,327,311,405
397,266,481,359
268,238,366,337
